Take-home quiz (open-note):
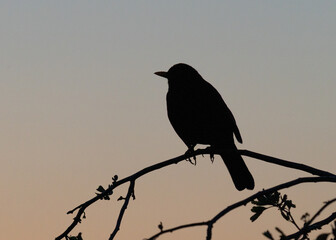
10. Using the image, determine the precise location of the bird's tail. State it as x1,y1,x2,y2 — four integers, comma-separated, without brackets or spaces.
220,146,254,191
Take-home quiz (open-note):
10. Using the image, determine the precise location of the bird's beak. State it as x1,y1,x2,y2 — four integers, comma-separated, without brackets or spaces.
154,71,168,78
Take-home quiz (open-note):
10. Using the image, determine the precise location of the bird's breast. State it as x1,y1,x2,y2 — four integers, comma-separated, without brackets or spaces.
166,86,235,146
166,88,212,145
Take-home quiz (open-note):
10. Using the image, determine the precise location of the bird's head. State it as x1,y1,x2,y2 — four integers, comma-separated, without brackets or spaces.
155,63,202,87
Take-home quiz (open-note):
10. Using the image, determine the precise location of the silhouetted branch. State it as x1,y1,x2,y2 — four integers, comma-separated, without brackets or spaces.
109,180,135,240
284,212,336,240
239,150,334,177
307,198,336,227
145,176,336,240
146,221,209,240
282,198,336,240
56,154,189,240
56,149,335,240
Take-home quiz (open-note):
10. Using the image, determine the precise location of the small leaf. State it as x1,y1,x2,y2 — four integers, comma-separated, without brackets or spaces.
286,200,296,208
257,195,269,204
96,185,105,193
280,211,290,221
158,221,163,231
250,206,267,222
282,194,287,202
270,191,280,204
112,175,118,182
250,211,263,222
301,212,310,222
263,230,274,240
275,227,285,236
77,232,83,240
251,206,267,213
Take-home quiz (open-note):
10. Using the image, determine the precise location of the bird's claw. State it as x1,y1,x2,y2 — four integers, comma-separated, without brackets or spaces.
185,148,195,155
185,148,196,165
210,153,214,163
186,157,197,165
205,146,215,162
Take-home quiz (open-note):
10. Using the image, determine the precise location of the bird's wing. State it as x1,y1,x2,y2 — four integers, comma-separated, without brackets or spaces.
201,80,243,144
229,110,243,144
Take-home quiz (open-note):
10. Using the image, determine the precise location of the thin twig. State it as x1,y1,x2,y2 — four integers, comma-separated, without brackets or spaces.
306,198,336,226
146,221,209,240
239,150,334,177
284,198,336,240
145,176,336,240
210,177,335,226
287,211,301,231
206,223,213,240
284,212,336,240
109,180,135,240
56,149,335,240
56,154,189,240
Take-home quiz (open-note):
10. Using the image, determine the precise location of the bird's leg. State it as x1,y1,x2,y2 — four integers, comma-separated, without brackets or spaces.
205,146,216,163
185,145,195,155
185,145,197,165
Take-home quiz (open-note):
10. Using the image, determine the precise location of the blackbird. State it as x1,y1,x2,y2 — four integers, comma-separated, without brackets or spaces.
155,63,254,191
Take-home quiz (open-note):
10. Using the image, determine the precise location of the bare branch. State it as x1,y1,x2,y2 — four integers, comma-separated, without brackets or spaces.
281,198,336,240
239,150,334,177
284,212,336,240
145,176,336,240
56,149,335,240
210,176,335,228
55,154,189,240
146,221,209,240
109,180,135,240
307,198,336,227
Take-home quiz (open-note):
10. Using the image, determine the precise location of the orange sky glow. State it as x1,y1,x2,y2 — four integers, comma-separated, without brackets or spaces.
1,1,335,240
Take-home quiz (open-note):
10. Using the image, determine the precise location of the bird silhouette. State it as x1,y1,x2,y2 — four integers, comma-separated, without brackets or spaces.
155,63,254,191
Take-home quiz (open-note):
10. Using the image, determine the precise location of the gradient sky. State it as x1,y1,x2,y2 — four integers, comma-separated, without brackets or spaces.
1,1,335,240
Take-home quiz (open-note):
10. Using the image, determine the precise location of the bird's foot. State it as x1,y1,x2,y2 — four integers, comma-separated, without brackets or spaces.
185,148,195,155
205,146,215,163
185,148,197,165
